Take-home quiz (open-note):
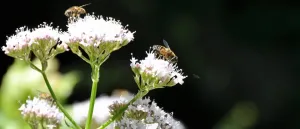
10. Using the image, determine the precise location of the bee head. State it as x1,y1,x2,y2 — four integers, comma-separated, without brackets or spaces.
64,9,72,17
152,45,160,50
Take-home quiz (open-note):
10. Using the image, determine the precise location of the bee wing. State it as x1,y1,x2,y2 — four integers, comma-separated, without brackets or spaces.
162,39,170,48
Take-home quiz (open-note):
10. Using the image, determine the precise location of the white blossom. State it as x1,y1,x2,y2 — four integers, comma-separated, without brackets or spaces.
115,97,185,129
30,22,68,51
131,50,187,90
2,22,67,60
61,14,135,64
2,27,32,57
63,14,134,46
19,96,63,125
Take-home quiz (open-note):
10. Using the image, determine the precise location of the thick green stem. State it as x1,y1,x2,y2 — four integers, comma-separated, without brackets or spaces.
97,90,149,129
40,71,81,129
41,119,45,129
85,65,100,129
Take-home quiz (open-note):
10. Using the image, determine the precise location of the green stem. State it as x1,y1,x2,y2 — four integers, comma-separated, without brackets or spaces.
40,71,82,129
30,123,38,129
97,90,149,129
30,61,81,129
85,64,100,129
29,62,42,73
76,53,90,64
29,62,80,129
41,119,45,129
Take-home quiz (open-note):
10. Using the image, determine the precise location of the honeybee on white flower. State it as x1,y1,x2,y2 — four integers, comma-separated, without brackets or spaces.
152,39,178,64
37,90,54,103
64,3,91,21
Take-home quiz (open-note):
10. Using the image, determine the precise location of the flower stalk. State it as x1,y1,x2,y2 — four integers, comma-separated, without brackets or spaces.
97,89,149,129
31,62,81,129
85,64,100,129
63,14,135,129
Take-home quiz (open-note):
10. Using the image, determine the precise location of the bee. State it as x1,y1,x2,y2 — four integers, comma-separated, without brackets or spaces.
37,90,54,103
152,39,178,63
64,3,91,20
111,89,130,97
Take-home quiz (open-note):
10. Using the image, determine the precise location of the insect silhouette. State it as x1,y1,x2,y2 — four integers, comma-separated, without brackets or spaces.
64,3,91,22
152,39,178,63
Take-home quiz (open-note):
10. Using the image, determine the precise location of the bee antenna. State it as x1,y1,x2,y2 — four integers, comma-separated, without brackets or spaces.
80,3,91,7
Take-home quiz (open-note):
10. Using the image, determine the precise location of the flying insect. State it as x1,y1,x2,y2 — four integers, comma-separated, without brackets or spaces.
152,39,178,63
64,3,91,22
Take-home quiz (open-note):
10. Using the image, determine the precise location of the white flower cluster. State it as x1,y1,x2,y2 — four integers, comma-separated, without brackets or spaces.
131,50,187,90
115,97,185,129
63,14,135,47
2,27,31,55
19,96,63,125
2,14,135,63
2,22,67,60
61,14,135,63
30,23,63,45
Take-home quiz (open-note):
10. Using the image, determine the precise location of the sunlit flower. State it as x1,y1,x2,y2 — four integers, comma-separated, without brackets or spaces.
112,97,185,129
30,22,68,61
2,27,32,60
62,14,135,64
2,22,67,62
19,96,63,127
130,48,187,90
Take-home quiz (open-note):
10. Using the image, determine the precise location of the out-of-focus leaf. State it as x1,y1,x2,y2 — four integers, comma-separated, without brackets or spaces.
213,102,258,129
0,58,79,128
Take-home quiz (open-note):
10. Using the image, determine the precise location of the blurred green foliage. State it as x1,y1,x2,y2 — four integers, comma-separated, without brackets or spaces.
213,102,258,129
0,58,80,129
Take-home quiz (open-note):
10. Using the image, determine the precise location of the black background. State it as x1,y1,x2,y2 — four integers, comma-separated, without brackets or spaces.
1,0,300,129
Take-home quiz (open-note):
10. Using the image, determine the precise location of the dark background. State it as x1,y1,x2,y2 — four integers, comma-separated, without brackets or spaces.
1,0,300,129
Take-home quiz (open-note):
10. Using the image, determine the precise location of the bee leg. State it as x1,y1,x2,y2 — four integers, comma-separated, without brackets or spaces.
160,55,164,60
170,57,175,62
67,17,73,24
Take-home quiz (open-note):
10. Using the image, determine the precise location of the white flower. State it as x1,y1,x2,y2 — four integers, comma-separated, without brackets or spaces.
115,97,185,129
131,50,187,90
30,22,68,51
2,26,32,58
29,22,68,60
2,22,67,61
61,14,135,64
19,96,63,125
31,23,60,43
64,14,134,45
